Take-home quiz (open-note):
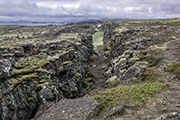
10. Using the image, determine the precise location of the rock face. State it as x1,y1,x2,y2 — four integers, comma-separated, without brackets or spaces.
106,25,180,84
0,59,12,79
100,23,180,119
102,22,119,45
36,96,101,120
0,25,94,120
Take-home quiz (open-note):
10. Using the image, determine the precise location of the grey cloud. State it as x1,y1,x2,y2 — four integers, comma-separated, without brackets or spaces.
0,0,180,23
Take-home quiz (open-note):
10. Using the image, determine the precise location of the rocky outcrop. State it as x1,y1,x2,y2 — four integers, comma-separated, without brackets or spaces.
0,31,94,120
110,27,151,57
106,25,179,84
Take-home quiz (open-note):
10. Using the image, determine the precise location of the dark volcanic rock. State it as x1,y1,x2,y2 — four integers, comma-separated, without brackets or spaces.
102,22,119,45
0,59,12,80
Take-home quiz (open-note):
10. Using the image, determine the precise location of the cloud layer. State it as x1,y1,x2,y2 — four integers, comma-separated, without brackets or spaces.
0,0,180,23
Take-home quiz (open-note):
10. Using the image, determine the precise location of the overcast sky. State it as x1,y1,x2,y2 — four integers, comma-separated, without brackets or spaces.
0,0,180,23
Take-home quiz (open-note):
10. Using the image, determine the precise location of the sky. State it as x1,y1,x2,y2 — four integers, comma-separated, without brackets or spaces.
0,0,180,23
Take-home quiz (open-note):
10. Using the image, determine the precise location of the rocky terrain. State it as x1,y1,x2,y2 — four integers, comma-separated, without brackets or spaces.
0,19,180,120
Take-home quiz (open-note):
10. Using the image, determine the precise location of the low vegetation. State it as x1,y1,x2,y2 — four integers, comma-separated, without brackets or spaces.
92,82,168,107
138,68,164,82
165,63,180,79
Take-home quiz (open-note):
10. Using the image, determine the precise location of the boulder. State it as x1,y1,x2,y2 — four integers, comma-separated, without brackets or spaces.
37,96,101,120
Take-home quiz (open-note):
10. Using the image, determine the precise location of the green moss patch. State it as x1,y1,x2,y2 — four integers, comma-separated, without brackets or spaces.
92,82,168,107
129,57,140,62
83,78,94,93
9,73,38,88
12,48,74,75
37,82,49,88
138,68,163,82
147,49,164,57
165,63,180,79
74,73,82,77
62,61,73,65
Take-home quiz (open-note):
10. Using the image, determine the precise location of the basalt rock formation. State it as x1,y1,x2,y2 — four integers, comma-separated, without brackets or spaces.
0,25,95,120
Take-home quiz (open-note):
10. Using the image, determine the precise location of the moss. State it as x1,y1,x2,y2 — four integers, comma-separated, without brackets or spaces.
75,73,82,77
62,61,73,65
8,101,12,105
12,55,45,75
142,61,150,65
32,81,38,84
9,73,38,88
17,73,37,81
165,63,180,79
139,68,163,82
149,49,163,56
83,78,94,92
50,85,55,90
92,82,168,107
40,79,47,83
12,66,36,75
121,43,125,46
74,42,81,45
129,57,140,62
125,42,130,45
12,49,74,75
27,97,35,102
106,75,118,83
36,60,50,68
37,82,49,88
